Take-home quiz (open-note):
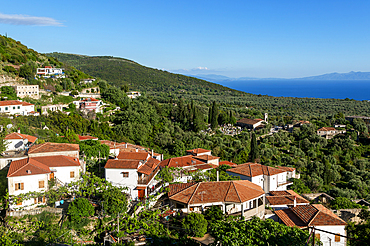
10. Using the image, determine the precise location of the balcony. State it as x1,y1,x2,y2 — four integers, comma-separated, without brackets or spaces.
137,167,160,185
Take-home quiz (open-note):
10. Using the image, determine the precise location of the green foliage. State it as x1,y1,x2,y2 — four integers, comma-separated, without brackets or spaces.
210,217,310,246
329,197,363,210
347,209,370,246
0,86,17,100
102,186,127,216
79,139,109,159
67,197,94,225
182,213,208,237
249,132,258,162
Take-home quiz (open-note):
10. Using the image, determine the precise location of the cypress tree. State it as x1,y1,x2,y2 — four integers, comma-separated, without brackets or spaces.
250,132,258,162
211,101,218,129
208,106,212,124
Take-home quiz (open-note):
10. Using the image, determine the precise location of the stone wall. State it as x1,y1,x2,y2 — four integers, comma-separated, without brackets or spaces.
332,208,369,224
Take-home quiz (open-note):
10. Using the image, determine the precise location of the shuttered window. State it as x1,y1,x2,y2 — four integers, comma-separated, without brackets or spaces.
315,234,320,240
335,234,340,242
15,183,24,191
70,171,75,178
122,172,129,178
39,181,45,188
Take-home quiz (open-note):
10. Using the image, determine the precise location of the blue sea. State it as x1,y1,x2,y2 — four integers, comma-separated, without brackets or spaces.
214,80,370,101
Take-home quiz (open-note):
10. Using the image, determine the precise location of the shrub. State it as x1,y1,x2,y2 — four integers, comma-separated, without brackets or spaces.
182,213,208,237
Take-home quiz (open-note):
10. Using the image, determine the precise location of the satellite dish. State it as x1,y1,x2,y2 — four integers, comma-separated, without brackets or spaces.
14,141,23,149
6,124,12,129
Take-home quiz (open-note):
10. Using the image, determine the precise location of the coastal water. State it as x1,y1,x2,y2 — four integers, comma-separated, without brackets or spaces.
214,80,370,101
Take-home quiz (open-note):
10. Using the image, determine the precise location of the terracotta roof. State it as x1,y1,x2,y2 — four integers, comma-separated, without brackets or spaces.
0,100,34,107
117,152,149,160
186,148,211,155
227,163,285,177
169,180,264,205
105,159,141,169
82,97,99,102
7,155,80,177
137,158,160,175
7,158,50,177
276,166,296,172
28,142,79,154
193,155,220,161
275,204,346,228
160,155,204,168
168,182,196,196
237,118,263,125
219,161,238,167
318,127,336,131
270,190,298,196
5,132,37,143
266,195,309,206
78,135,98,141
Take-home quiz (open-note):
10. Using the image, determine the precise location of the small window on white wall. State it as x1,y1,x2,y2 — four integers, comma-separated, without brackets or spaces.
122,172,129,178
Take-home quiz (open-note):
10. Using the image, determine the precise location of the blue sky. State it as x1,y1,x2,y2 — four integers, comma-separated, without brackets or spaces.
1,0,369,78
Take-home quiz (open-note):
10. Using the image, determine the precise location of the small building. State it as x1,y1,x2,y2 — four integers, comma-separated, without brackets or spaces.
80,78,96,84
236,118,264,129
301,193,334,205
0,100,35,116
266,190,309,211
105,152,161,200
7,155,82,210
186,148,212,156
41,104,69,115
36,66,65,79
226,163,293,193
79,98,103,113
13,85,39,99
4,132,37,152
126,91,141,99
275,204,347,246
317,127,345,139
168,180,265,219
27,142,80,159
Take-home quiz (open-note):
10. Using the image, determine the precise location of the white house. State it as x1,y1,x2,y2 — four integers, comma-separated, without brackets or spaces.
168,180,265,219
105,152,161,200
226,163,293,193
317,127,345,139
4,132,37,152
7,155,82,210
13,85,39,99
126,91,141,99
36,66,65,78
275,204,347,246
0,100,35,116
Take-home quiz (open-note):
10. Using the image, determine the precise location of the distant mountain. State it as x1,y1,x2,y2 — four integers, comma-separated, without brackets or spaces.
298,71,370,80
191,71,370,82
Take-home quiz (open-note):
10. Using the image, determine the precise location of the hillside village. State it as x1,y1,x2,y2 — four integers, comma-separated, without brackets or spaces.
0,35,370,245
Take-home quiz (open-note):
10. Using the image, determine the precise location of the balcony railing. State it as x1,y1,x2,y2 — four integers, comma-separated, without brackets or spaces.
137,167,160,185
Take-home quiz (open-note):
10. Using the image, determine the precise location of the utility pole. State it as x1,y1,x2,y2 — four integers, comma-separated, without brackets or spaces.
117,212,120,243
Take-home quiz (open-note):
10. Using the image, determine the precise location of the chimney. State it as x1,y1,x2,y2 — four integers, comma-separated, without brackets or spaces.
136,148,138,152
151,149,154,156
217,170,219,182
294,196,297,207
18,128,20,133
125,143,128,148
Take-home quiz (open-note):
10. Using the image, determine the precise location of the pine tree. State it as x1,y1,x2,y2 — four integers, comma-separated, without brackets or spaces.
249,132,258,162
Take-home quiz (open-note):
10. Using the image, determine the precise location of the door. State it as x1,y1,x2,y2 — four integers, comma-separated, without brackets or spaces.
50,172,55,180
138,189,145,200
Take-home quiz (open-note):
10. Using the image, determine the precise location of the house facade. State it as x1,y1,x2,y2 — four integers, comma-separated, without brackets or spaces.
77,98,103,113
105,152,161,200
317,127,345,139
0,100,35,116
7,155,82,210
275,204,347,246
168,180,265,219
36,66,65,78
14,85,39,99
4,132,37,152
226,163,293,193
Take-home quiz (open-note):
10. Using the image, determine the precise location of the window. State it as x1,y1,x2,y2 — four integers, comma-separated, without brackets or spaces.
122,172,129,178
335,234,340,242
15,183,24,191
5,107,8,111
17,106,20,109
70,171,75,178
315,233,320,240
13,106,15,110
39,180,45,188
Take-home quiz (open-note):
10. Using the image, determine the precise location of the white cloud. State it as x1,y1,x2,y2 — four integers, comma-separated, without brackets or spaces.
196,67,209,70
0,13,62,26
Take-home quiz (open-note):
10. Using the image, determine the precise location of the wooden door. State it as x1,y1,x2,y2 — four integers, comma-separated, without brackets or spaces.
50,172,54,179
138,189,145,200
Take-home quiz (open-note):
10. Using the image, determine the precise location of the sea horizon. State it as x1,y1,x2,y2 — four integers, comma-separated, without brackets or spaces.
212,80,370,101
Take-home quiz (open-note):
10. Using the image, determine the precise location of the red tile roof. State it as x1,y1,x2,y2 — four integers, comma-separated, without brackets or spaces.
186,148,211,155
266,195,309,206
237,118,263,125
227,163,285,177
28,142,79,154
0,100,34,107
78,135,98,141
193,155,220,161
275,204,347,228
318,127,336,131
117,152,149,160
82,97,99,102
219,161,238,167
7,155,80,177
160,155,204,168
105,159,141,169
138,158,160,175
169,180,264,205
5,132,37,143
275,166,296,172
